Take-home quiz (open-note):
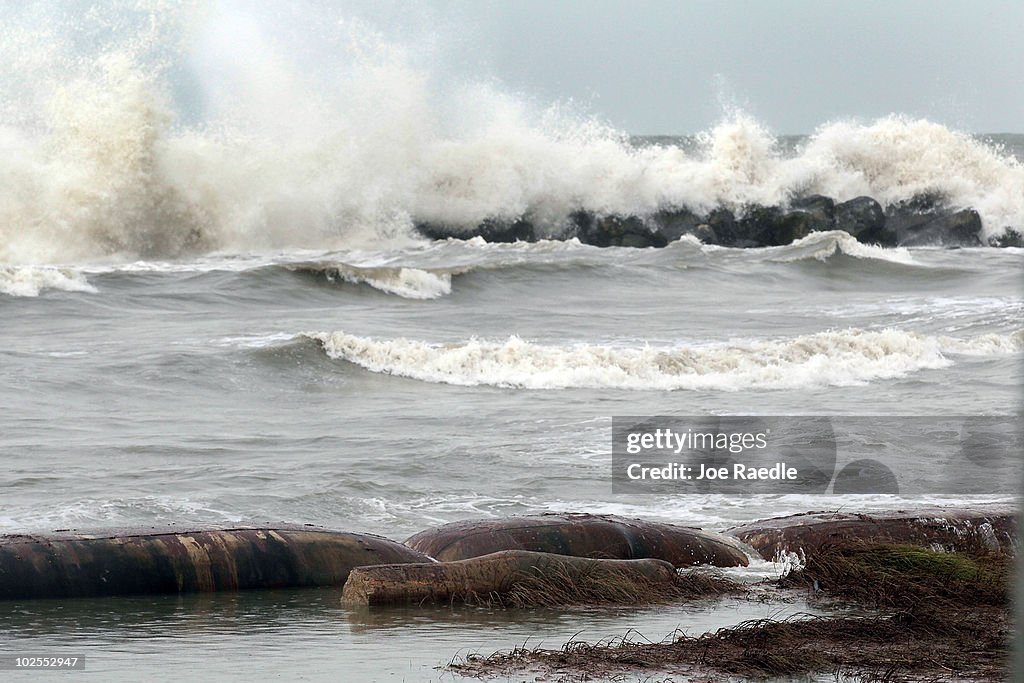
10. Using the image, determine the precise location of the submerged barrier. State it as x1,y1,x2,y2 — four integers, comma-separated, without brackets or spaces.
0,526,432,600
404,513,752,567
341,550,677,607
727,505,1017,560
1,506,1014,601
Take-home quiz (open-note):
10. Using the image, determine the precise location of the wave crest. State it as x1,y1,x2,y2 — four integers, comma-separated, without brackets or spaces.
288,263,452,299
0,266,97,297
306,329,1021,391
768,231,916,264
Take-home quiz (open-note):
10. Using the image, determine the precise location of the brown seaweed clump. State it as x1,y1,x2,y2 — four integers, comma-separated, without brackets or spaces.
451,542,1014,682
781,541,1011,608
496,564,741,609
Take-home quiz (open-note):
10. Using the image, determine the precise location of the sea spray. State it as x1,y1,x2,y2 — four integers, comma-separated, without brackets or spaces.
1,2,1021,265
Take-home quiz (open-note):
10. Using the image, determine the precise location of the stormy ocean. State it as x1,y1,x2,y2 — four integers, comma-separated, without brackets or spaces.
1,2,1021,681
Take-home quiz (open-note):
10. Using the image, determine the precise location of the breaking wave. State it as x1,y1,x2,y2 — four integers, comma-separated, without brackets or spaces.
286,264,452,300
0,3,1021,265
0,266,97,297
766,231,917,264
306,329,1023,391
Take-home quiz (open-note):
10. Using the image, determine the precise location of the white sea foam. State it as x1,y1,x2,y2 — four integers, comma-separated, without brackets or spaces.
0,496,243,533
298,265,452,300
769,231,917,265
939,330,1024,355
307,328,1022,391
0,265,97,297
0,4,1021,265
210,332,298,349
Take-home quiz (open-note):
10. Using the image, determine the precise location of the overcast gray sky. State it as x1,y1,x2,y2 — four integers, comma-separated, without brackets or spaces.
419,0,1023,134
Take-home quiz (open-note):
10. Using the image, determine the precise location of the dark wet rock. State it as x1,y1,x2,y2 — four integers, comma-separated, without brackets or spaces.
414,217,536,243
791,194,836,217
889,206,983,247
411,195,994,249
476,217,537,243
690,223,718,244
704,205,774,248
790,194,836,231
885,210,935,243
702,208,743,246
773,209,829,244
649,207,704,242
834,196,893,246
568,210,596,243
572,211,668,248
989,228,1024,248
893,192,947,214
734,206,782,246
885,193,982,247
922,209,983,246
415,221,465,241
619,232,664,248
732,204,829,247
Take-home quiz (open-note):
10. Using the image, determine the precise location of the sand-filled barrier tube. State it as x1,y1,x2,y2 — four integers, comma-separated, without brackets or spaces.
0,526,433,600
727,504,1017,560
341,549,681,607
404,513,750,567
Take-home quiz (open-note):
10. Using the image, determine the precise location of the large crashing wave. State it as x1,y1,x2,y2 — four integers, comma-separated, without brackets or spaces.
1,2,1021,265
307,329,1023,391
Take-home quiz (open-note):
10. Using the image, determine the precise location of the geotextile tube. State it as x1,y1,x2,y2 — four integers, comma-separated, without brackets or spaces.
727,505,1018,560
0,526,433,599
404,513,750,567
340,549,677,606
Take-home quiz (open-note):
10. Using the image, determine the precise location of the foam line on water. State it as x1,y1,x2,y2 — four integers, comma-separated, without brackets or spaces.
306,328,1022,391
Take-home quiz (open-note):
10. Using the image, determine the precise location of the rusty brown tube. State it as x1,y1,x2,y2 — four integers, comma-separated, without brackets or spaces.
404,513,751,567
727,504,1018,560
0,526,433,600
341,549,677,606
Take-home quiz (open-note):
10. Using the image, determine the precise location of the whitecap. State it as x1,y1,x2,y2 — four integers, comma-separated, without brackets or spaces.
306,328,1021,391
0,266,97,297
